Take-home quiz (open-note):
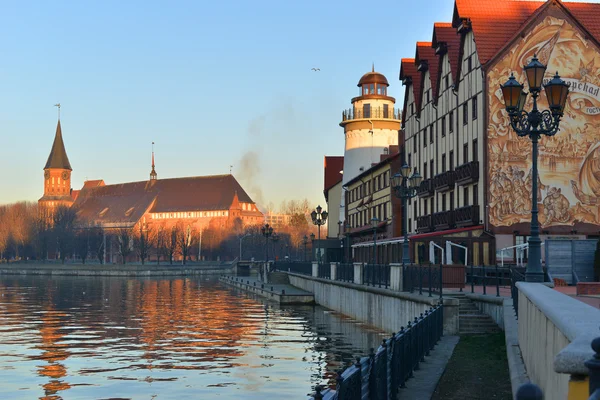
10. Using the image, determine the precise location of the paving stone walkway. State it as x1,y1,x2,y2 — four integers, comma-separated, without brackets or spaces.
396,335,459,400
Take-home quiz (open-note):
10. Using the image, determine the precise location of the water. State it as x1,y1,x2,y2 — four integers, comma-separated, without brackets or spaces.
0,275,388,399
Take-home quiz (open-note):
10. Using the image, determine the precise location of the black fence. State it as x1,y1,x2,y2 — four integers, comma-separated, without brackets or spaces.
318,263,331,279
510,268,526,318
402,264,443,298
336,263,354,283
273,261,312,276
363,264,391,288
312,304,444,400
466,265,512,296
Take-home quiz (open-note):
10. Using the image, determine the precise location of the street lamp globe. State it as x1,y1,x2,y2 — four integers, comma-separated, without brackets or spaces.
501,73,524,112
310,233,315,241
544,72,570,114
400,163,411,178
524,55,547,93
409,170,423,188
391,172,403,189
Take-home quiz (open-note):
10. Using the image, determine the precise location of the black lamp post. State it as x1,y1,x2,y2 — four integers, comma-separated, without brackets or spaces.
272,233,280,261
310,233,315,261
302,235,308,261
371,217,379,264
500,55,569,282
261,223,274,262
311,205,328,265
391,164,423,266
344,223,351,263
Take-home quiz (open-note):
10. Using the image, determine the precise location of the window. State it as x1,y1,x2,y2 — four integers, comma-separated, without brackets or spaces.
384,202,388,220
413,135,417,153
473,139,478,162
449,111,454,132
442,194,447,211
449,150,454,171
463,143,468,164
473,184,479,206
423,129,427,147
441,116,446,137
424,162,427,179
409,218,412,232
429,125,434,143
468,55,472,72
472,96,478,120
430,160,434,179
445,75,449,89
450,191,455,210
410,103,414,114
427,90,430,103
363,103,371,118
463,187,469,206
424,199,428,215
369,84,374,94
383,104,389,118
408,153,412,168
442,154,446,173
413,202,417,220
463,103,468,124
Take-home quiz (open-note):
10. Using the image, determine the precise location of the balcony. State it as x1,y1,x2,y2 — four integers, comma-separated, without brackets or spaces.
416,179,434,198
341,107,402,122
433,210,455,230
416,215,433,233
455,161,480,186
434,171,456,192
455,205,480,227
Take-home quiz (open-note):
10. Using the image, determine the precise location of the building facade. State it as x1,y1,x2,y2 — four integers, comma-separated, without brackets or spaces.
401,0,600,265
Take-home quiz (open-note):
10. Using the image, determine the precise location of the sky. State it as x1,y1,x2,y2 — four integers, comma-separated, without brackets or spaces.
0,0,458,210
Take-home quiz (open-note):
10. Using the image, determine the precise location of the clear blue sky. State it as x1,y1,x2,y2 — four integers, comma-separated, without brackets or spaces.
0,0,456,210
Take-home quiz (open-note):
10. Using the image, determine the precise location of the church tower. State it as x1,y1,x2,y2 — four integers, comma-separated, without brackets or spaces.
39,119,74,212
150,142,157,180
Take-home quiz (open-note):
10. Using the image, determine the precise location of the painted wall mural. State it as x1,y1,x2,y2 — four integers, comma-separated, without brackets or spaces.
487,16,600,229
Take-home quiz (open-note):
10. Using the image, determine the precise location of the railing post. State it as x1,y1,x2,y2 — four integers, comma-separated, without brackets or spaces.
585,337,600,396
483,265,487,295
312,261,318,278
353,262,363,285
424,311,430,357
515,383,543,400
471,263,474,293
439,263,443,300
428,265,433,297
419,267,423,295
330,262,338,281
496,264,500,297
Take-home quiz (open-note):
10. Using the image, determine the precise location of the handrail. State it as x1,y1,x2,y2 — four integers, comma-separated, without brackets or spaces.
573,269,580,285
500,242,544,267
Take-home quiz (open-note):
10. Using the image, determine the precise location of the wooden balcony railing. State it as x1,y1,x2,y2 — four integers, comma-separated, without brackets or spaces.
455,161,479,186
455,205,480,227
434,171,456,192
416,179,434,198
433,210,455,231
416,215,433,233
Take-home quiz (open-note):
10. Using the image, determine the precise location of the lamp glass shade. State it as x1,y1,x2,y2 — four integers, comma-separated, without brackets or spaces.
517,91,527,112
409,171,423,188
311,210,317,222
321,210,328,222
371,217,379,227
391,172,402,189
524,55,547,92
316,205,322,215
310,233,315,240
500,73,524,111
400,163,411,178
544,72,569,113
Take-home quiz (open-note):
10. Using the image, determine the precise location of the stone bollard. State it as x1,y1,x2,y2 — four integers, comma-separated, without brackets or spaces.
390,263,403,291
353,263,364,285
312,262,319,277
515,383,544,400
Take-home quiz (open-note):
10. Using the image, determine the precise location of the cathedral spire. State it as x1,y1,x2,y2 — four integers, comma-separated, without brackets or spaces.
44,119,72,170
150,141,157,180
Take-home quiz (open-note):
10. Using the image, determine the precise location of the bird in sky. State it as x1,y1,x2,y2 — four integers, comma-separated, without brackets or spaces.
311,68,320,71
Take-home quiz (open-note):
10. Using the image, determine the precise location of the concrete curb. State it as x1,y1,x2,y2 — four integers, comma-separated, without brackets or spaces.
503,298,530,399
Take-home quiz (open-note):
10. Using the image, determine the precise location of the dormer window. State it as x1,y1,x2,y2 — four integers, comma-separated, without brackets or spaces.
125,207,135,217
99,207,109,217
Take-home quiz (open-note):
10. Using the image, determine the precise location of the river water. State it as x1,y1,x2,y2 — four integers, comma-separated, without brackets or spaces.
0,275,388,399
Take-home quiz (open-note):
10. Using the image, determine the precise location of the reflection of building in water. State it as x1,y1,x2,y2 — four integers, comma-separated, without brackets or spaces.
399,0,600,266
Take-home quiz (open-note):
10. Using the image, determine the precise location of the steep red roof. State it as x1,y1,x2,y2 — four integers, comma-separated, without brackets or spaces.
324,156,344,194
564,2,600,41
453,0,544,66
73,174,259,227
432,22,461,92
400,58,421,123
415,42,439,108
83,180,105,189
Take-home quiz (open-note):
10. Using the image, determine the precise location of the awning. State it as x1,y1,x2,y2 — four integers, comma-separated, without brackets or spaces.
410,225,484,240
351,236,406,248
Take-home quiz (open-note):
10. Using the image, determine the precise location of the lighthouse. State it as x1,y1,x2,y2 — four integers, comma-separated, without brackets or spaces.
339,67,401,221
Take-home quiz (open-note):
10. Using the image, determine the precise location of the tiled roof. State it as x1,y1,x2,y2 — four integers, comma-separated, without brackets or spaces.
432,22,461,92
400,58,421,123
44,120,72,171
73,174,259,227
324,156,344,193
83,180,105,189
415,42,439,108
564,2,600,41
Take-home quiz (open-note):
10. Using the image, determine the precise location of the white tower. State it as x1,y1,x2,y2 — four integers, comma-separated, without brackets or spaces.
339,67,401,221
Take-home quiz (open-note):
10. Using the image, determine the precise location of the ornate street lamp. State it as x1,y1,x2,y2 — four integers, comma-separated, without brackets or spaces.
260,223,274,262
371,217,380,264
311,205,328,264
391,164,423,265
500,54,569,282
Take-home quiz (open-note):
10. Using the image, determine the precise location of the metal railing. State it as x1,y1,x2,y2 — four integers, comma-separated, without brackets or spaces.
363,264,391,288
312,304,444,400
515,336,600,399
466,265,512,296
510,268,525,318
341,107,402,122
318,263,331,279
402,264,443,298
336,263,354,283
273,261,312,276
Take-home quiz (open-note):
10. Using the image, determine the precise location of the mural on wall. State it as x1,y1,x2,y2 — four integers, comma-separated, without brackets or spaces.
488,16,600,228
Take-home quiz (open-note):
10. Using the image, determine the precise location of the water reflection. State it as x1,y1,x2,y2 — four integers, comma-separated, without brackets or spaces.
0,276,387,399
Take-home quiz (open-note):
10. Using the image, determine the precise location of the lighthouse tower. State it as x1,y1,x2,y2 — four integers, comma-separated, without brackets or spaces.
340,67,401,185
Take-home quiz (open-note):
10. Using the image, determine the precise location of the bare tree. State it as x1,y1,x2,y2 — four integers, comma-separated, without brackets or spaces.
53,205,77,264
166,225,179,265
133,223,153,265
176,222,197,265
89,227,105,264
0,206,9,262
117,228,134,264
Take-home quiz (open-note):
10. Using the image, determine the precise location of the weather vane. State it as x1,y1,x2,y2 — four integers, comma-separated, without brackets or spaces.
54,103,61,119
